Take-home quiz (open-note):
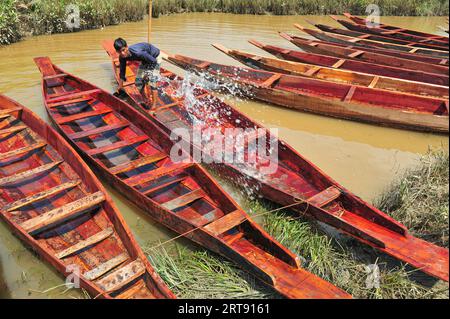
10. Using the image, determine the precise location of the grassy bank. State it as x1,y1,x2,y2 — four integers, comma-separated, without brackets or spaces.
2,0,449,45
152,0,450,17
1,0,148,45
145,150,449,299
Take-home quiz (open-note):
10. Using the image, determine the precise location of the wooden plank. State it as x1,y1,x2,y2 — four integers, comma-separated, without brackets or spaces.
83,253,129,281
177,209,212,227
0,142,47,162
261,73,282,88
0,114,13,121
303,65,322,77
203,210,247,236
347,50,365,58
19,192,105,233
224,232,245,245
342,86,357,103
307,186,341,208
0,125,27,136
161,189,205,211
115,280,148,299
56,227,114,259
201,209,223,223
141,175,187,195
0,161,62,186
3,180,80,212
68,122,130,140
125,162,194,187
56,109,112,125
44,73,67,81
94,259,146,293
48,97,93,109
86,135,148,157
47,89,101,104
368,76,380,88
332,59,346,69
110,152,167,175
0,107,22,116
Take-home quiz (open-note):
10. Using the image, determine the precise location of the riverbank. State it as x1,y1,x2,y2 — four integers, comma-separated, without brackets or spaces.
1,0,449,45
146,150,449,299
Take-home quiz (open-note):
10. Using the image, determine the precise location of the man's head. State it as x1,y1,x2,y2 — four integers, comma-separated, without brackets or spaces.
114,38,130,58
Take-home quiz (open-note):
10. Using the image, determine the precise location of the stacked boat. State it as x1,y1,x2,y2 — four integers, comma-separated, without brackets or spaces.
165,14,449,133
1,13,449,299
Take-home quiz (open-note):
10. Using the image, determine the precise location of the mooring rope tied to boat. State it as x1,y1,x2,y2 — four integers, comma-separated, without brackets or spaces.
145,198,309,252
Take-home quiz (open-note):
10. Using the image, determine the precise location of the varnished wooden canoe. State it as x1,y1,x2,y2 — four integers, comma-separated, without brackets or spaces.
166,52,449,133
249,39,449,86
101,42,449,282
212,43,449,100
0,94,175,299
331,16,449,51
280,33,448,74
343,13,449,42
34,56,351,299
312,22,450,57
294,24,449,65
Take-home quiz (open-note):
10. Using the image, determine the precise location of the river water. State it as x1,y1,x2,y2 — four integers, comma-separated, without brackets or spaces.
0,13,448,298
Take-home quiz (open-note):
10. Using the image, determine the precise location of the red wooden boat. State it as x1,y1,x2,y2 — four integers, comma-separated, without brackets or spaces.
101,41,449,282
312,22,450,55
34,57,351,299
166,52,449,133
343,12,449,42
0,94,175,299
212,43,449,100
292,24,449,66
248,39,449,86
279,33,448,74
331,16,449,51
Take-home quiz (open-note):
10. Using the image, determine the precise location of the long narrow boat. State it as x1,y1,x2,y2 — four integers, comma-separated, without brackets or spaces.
343,12,449,42
248,40,449,86
279,33,448,74
312,22,450,55
332,16,449,51
0,94,175,299
166,53,449,133
212,44,449,100
290,25,449,66
291,23,449,65
34,57,351,299
101,41,449,282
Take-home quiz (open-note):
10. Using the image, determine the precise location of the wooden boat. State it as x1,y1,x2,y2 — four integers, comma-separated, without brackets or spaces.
0,94,175,299
312,22,450,55
249,40,449,86
280,33,448,75
34,57,351,299
166,52,449,133
331,16,449,51
292,24,449,66
212,44,449,100
343,12,449,42
101,41,449,282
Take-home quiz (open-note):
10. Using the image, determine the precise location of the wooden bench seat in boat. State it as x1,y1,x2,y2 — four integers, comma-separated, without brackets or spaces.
19,191,105,233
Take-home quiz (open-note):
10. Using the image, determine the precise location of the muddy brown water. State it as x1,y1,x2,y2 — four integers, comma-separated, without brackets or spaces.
0,13,448,298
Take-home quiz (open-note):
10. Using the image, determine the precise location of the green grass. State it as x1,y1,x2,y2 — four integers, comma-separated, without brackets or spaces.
145,150,449,299
375,149,449,248
2,0,448,45
151,0,449,16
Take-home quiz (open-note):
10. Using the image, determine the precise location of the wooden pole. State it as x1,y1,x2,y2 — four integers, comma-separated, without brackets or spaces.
148,0,153,42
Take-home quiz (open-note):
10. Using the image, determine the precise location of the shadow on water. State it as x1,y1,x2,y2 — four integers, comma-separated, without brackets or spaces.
0,257,12,299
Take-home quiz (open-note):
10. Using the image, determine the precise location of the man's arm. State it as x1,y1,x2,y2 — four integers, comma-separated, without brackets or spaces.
118,58,127,89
